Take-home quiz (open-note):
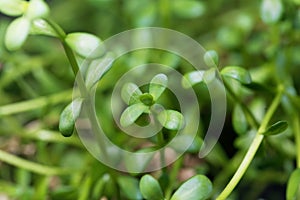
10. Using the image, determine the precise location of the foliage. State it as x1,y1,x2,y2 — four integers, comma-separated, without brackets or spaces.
0,0,300,199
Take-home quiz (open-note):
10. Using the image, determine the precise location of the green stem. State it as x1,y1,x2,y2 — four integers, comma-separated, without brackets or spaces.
79,174,92,200
0,149,75,175
0,90,72,116
216,89,283,200
45,19,108,159
157,131,166,171
223,79,259,129
165,156,183,200
1,129,82,147
294,114,300,168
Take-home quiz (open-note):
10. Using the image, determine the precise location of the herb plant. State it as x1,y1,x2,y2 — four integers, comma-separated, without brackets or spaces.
0,0,299,200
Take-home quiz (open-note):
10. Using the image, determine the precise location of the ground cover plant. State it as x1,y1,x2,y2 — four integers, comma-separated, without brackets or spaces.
0,0,300,199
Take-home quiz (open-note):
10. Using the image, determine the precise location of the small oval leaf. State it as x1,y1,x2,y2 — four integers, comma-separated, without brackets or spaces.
120,103,149,127
182,71,205,88
117,176,142,200
203,68,216,84
221,66,252,84
204,50,219,67
157,110,185,130
59,98,83,137
260,0,283,24
25,0,50,20
65,32,104,58
5,17,30,51
30,19,59,37
232,105,248,135
85,53,114,89
261,121,288,136
149,74,168,101
121,83,142,105
170,175,213,200
140,175,164,200
0,0,28,16
286,168,300,200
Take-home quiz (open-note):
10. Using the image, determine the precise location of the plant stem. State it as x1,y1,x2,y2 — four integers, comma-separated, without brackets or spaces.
45,19,109,160
294,114,300,168
165,156,183,199
223,79,259,129
1,129,82,147
157,131,166,171
79,174,92,200
0,149,75,175
0,90,72,116
216,89,283,200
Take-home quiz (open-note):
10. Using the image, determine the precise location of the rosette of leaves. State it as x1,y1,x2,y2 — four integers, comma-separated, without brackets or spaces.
120,73,185,131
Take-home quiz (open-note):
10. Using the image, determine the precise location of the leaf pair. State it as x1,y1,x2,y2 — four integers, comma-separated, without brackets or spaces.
2,0,50,50
120,74,185,130
140,174,212,200
182,50,219,88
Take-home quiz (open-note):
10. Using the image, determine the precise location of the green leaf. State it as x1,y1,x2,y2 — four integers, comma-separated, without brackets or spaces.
25,0,50,20
0,0,27,16
204,50,219,67
120,103,149,127
172,0,205,19
140,175,164,200
170,175,213,200
232,105,248,135
92,174,110,199
203,68,216,84
30,19,59,37
260,0,283,24
59,98,83,137
5,17,30,51
117,176,142,200
149,74,168,101
157,110,185,130
121,83,142,105
261,121,288,136
85,53,114,89
182,71,205,88
65,32,105,58
221,66,252,84
286,168,300,200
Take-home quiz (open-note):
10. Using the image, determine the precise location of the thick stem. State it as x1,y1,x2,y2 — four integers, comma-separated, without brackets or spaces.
216,89,283,200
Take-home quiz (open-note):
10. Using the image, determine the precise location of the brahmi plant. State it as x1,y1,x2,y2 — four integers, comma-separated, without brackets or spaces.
0,0,300,200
